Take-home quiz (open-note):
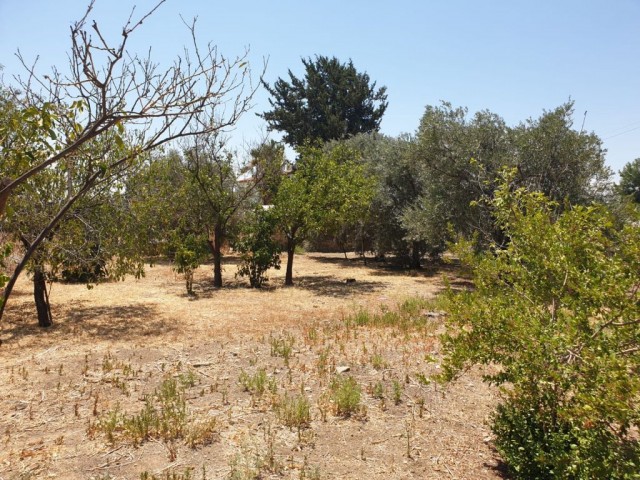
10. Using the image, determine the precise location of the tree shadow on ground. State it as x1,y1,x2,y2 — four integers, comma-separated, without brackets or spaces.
1,301,174,344
189,277,279,298
293,274,385,298
484,457,512,479
307,253,469,280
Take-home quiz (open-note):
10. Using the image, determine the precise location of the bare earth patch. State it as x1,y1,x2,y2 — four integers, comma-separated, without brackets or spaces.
0,253,502,479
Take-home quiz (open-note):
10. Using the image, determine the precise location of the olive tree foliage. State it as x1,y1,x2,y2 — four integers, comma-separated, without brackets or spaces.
617,158,640,203
411,104,512,251
354,133,427,265
440,171,640,479
339,102,611,267
0,0,258,321
407,101,610,254
260,55,388,147
511,101,611,205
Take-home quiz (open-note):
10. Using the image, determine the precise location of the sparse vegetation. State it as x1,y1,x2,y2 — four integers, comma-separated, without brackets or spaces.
1,0,633,478
93,377,217,450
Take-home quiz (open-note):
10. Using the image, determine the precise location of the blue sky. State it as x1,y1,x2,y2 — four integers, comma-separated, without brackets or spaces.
1,0,638,173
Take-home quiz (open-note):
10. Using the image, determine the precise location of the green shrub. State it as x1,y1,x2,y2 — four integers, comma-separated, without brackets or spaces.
235,207,281,288
172,233,208,295
440,171,640,479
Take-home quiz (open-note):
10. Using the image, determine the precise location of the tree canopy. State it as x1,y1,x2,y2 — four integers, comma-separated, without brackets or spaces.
617,158,640,202
260,56,388,147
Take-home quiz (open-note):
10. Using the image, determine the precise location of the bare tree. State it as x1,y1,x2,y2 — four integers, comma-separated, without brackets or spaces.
0,0,260,323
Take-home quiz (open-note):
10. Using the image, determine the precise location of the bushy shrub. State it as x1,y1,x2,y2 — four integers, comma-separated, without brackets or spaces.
172,233,208,295
440,170,640,479
235,207,281,288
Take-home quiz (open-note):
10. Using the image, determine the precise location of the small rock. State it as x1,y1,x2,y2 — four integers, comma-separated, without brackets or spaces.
335,366,350,374
422,310,446,318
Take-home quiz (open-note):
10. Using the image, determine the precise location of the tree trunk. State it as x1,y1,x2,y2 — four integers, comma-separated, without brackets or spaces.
361,227,367,266
206,225,224,288
285,239,295,286
212,225,224,288
33,266,53,328
410,241,422,269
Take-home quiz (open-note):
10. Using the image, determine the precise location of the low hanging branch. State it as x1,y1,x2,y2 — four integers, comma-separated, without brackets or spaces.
0,170,101,321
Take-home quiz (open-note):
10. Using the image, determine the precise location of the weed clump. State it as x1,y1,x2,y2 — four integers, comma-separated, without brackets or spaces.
328,375,362,418
239,368,277,403
92,377,217,451
346,297,440,332
274,393,311,431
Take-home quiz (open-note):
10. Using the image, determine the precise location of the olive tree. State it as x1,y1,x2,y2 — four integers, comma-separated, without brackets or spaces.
617,158,640,203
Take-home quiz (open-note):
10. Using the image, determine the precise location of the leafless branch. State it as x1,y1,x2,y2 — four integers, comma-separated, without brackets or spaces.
0,1,265,322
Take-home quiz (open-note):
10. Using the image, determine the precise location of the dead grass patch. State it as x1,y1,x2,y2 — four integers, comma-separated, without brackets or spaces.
0,253,499,479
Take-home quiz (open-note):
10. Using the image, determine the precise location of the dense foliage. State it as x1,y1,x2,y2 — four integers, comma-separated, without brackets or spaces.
440,171,640,479
234,207,281,288
261,56,388,147
618,158,640,203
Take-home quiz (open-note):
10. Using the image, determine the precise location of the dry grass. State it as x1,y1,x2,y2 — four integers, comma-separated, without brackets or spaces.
0,253,502,479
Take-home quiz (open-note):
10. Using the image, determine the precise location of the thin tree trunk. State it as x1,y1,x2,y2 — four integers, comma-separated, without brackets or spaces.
361,227,367,266
213,224,223,288
285,239,295,286
411,241,422,269
33,266,52,328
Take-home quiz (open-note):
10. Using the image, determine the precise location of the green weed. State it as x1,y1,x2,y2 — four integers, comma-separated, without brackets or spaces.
239,368,277,397
274,394,311,431
269,333,295,365
328,376,361,418
93,377,217,451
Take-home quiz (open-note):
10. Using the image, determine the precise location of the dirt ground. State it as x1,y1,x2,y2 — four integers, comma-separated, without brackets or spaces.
0,253,502,479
